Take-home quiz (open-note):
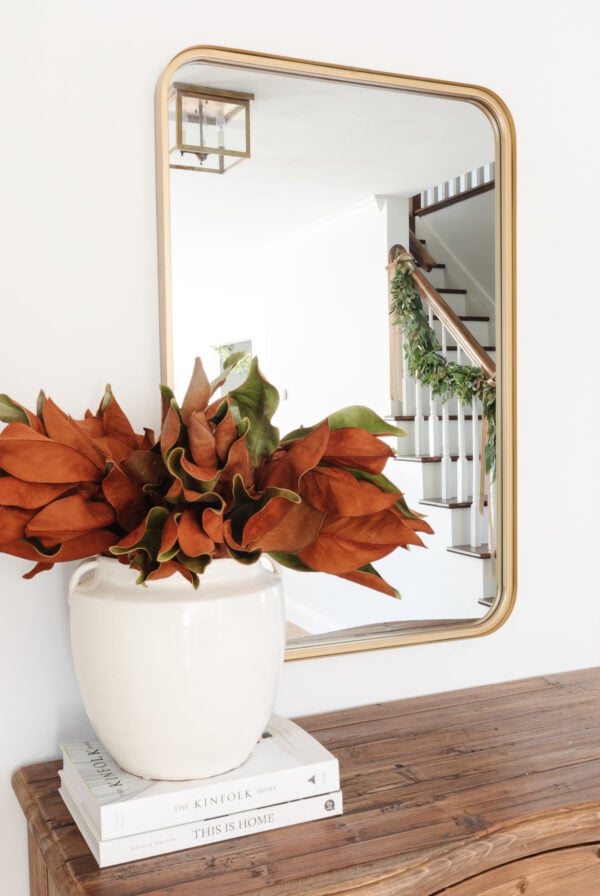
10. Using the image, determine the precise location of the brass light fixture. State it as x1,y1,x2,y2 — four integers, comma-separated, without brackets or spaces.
168,84,254,174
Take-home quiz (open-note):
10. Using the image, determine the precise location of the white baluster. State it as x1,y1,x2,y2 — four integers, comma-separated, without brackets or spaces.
440,325,452,499
401,331,415,417
456,348,469,502
428,308,440,457
470,398,484,547
414,378,426,456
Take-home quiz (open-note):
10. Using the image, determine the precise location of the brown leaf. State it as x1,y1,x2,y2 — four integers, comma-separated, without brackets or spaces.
121,450,166,486
102,465,148,530
41,398,105,471
257,421,330,491
300,467,400,516
158,512,179,556
0,477,70,509
0,424,100,483
0,529,117,576
26,495,115,541
322,508,430,546
220,432,253,489
214,407,239,463
0,506,35,542
100,390,138,448
323,427,394,474
160,404,182,460
202,507,224,543
92,436,140,464
180,358,210,423
250,500,324,553
298,533,399,574
337,568,398,597
178,509,215,557
239,496,295,547
188,412,218,468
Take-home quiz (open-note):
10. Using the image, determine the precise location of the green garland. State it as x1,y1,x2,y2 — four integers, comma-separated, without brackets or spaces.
389,259,496,478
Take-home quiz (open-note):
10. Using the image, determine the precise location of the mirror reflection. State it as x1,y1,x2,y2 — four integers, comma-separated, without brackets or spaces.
160,55,504,654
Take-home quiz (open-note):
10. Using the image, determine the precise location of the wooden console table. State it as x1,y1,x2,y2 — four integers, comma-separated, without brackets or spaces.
13,667,600,896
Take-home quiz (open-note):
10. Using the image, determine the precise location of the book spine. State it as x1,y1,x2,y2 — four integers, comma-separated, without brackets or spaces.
62,755,340,839
60,785,343,869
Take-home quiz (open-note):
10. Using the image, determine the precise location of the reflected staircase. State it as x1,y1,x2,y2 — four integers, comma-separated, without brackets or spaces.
386,237,496,611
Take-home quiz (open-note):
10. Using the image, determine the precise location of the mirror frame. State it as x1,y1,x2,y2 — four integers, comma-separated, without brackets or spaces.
155,45,516,661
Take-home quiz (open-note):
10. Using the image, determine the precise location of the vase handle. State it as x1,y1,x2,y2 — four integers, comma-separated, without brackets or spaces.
68,557,100,604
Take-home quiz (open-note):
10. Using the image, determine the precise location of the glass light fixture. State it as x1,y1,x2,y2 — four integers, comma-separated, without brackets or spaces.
168,84,254,173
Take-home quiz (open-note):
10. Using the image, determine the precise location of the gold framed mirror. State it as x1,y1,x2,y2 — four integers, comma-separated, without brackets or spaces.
155,46,516,661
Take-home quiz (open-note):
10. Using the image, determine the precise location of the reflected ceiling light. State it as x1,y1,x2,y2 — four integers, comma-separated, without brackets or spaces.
168,84,254,174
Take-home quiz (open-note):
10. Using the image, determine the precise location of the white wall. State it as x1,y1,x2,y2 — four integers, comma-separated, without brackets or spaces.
1,2,599,893
416,188,496,314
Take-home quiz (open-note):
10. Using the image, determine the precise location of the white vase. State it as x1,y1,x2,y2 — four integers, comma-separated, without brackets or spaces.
68,555,285,780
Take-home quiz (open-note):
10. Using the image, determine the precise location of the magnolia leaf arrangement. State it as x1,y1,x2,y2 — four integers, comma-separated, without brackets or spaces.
0,356,433,597
389,259,496,478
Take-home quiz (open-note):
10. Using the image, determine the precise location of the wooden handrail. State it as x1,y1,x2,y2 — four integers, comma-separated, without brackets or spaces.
409,228,437,271
389,245,496,380
413,180,494,218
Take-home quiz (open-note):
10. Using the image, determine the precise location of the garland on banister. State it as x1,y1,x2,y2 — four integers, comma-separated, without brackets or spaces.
389,259,496,479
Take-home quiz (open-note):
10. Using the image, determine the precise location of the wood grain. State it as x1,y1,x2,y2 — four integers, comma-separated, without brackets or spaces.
13,668,600,896
437,842,600,895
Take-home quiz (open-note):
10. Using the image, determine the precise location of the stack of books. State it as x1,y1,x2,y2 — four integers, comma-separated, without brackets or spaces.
59,715,342,867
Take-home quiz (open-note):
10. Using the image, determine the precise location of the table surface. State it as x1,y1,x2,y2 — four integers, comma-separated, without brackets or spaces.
13,667,600,896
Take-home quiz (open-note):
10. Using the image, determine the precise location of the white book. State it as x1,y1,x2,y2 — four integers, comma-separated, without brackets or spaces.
60,715,339,839
60,779,343,868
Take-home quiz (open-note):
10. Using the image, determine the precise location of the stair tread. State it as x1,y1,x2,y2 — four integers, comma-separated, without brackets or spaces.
446,345,495,352
420,495,488,510
394,454,476,463
447,543,493,560
432,315,489,322
388,414,482,422
438,288,467,294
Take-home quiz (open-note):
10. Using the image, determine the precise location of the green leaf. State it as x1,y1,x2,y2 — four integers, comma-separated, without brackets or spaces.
283,407,406,444
110,506,169,560
0,395,31,426
328,406,407,437
225,544,262,564
207,353,247,399
268,551,314,573
101,385,113,412
166,446,221,494
227,358,280,465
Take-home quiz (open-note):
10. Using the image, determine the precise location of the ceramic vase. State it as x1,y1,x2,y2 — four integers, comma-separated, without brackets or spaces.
69,555,285,780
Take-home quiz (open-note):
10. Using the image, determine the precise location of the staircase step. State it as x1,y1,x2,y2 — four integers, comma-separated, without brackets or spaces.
420,495,488,510
447,544,493,560
392,416,484,457
433,315,489,322
389,414,482,422
432,318,490,345
446,345,495,353
395,454,475,463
